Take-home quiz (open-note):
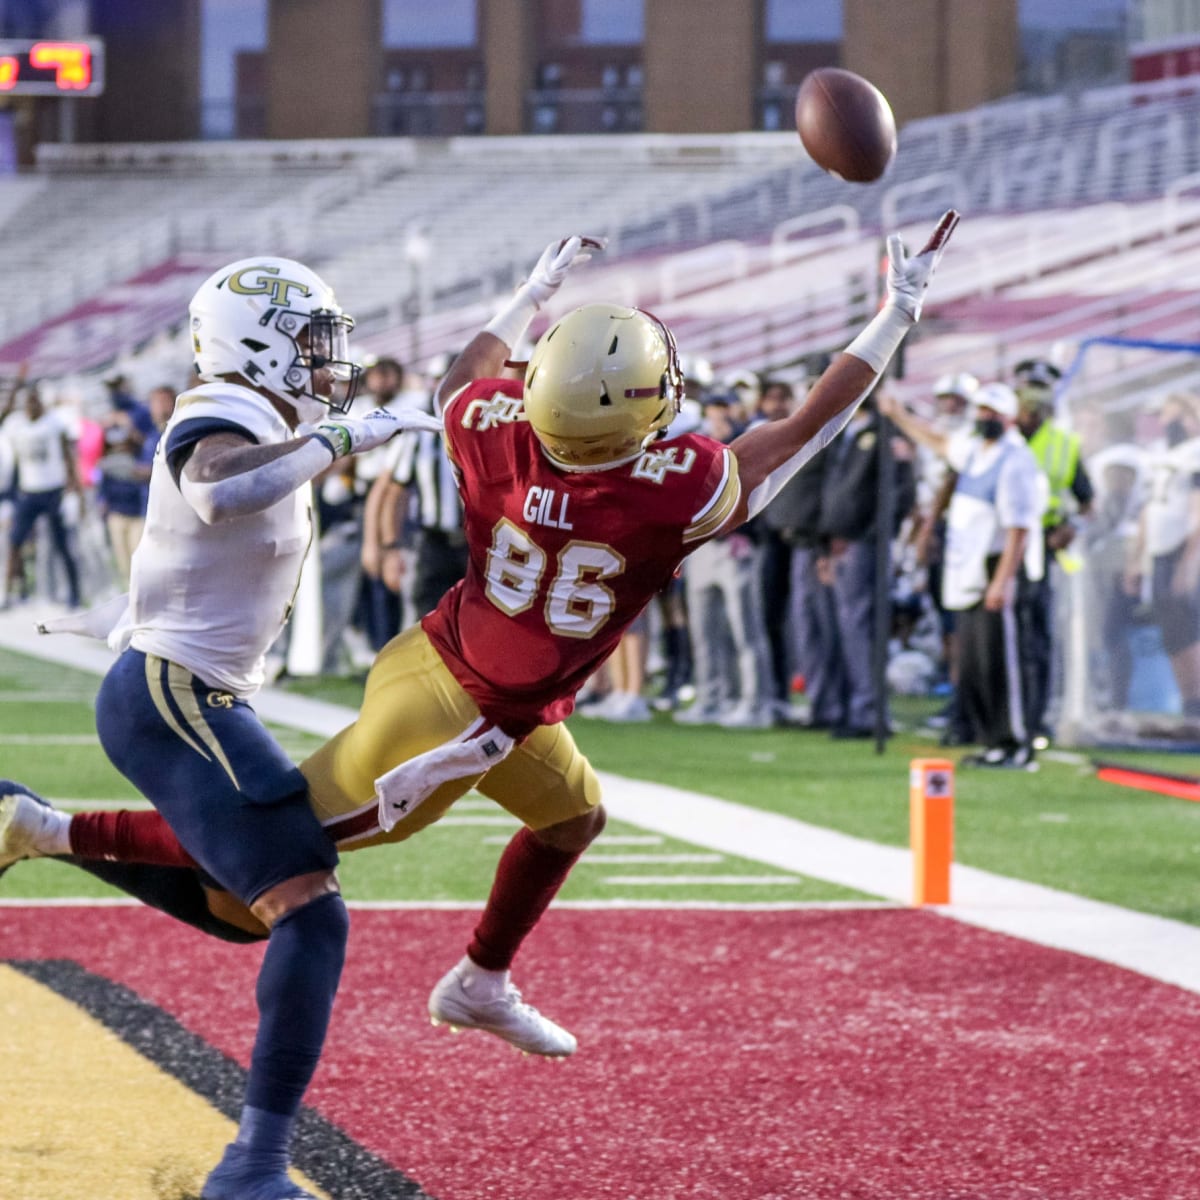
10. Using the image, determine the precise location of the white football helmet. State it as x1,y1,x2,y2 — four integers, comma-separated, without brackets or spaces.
189,257,363,421
523,304,685,470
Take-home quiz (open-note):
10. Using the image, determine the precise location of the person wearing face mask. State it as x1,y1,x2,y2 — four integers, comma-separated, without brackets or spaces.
911,372,979,745
1124,393,1200,720
1083,444,1145,712
1012,359,1094,748
881,381,1046,768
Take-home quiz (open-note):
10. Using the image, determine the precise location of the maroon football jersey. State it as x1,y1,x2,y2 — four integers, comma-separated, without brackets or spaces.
421,377,740,736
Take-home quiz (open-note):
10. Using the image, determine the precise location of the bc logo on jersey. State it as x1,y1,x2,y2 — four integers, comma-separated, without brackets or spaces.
631,446,696,484
463,394,527,431
226,265,312,309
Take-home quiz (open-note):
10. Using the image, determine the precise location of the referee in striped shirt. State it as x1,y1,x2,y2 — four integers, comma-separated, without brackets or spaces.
365,402,467,622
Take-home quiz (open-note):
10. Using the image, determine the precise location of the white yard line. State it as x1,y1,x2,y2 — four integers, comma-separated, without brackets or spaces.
1,735,102,745
436,815,520,827
4,609,1200,994
578,853,725,864
602,874,804,885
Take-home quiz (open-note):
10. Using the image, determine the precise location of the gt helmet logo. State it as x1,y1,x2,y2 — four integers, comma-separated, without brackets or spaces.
225,265,313,309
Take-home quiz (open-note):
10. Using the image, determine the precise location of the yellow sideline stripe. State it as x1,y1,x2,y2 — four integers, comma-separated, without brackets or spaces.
0,966,330,1200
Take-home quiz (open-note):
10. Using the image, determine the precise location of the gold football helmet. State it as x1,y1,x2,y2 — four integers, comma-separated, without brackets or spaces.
523,304,685,469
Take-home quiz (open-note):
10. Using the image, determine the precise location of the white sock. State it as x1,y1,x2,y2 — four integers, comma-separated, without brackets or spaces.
460,956,509,998
37,808,73,856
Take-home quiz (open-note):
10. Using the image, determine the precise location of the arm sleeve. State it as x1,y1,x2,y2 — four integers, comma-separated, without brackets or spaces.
176,435,334,524
165,417,257,486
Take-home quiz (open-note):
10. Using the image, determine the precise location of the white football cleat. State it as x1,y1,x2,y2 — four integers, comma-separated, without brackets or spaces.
428,956,577,1058
0,782,69,876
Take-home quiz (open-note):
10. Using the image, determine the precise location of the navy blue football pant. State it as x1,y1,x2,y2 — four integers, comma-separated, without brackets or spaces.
95,649,337,902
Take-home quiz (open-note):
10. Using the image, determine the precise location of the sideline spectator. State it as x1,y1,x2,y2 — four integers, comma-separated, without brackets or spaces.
101,372,156,443
817,386,916,738
1012,358,1093,746
96,384,173,586
883,381,1046,768
676,391,773,728
1125,392,1200,719
1,385,82,608
364,366,467,627
353,356,415,648
914,372,979,744
1083,443,1145,712
751,379,806,722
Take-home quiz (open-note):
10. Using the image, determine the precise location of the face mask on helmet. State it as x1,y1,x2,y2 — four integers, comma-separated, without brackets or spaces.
189,258,364,423
523,304,685,470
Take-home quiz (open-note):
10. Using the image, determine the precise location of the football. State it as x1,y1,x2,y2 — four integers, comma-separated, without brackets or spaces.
794,67,897,184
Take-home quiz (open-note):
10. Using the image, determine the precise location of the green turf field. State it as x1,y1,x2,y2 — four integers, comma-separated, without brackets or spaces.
4,646,1200,922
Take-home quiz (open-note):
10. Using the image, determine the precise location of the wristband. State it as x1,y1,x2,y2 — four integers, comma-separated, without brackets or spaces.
312,423,351,460
843,303,914,375
308,430,341,461
483,287,540,350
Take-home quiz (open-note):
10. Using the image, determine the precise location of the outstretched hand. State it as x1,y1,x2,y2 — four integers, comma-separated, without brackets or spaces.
885,209,959,322
310,407,443,459
525,235,608,306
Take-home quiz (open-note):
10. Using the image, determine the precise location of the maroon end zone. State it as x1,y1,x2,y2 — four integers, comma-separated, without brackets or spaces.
5,905,1200,1200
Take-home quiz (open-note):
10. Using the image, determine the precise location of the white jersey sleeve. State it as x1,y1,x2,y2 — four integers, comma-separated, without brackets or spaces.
127,382,310,697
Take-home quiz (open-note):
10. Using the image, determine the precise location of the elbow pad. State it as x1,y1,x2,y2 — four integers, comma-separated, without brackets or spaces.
180,437,334,523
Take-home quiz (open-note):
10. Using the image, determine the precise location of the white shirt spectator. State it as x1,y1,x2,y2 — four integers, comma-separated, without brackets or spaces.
1,406,72,492
942,427,1046,609
1143,436,1200,558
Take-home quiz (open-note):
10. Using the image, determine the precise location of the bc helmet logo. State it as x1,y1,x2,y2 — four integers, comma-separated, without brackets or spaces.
226,265,312,309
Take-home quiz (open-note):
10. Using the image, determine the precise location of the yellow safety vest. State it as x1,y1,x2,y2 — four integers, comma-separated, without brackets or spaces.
1027,421,1080,527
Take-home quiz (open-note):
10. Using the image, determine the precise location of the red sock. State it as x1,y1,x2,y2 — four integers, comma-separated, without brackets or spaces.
69,810,197,868
467,826,582,971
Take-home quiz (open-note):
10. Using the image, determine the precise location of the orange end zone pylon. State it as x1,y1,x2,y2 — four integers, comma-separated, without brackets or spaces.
910,758,954,905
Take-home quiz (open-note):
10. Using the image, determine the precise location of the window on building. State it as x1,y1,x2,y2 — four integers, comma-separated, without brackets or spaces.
532,103,559,133
764,0,842,43
543,0,643,46
201,0,268,139
383,0,477,47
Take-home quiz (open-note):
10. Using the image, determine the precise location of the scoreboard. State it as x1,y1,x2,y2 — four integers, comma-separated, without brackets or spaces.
0,39,104,97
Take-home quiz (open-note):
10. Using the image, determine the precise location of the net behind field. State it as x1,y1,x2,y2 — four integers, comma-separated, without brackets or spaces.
1057,335,1200,750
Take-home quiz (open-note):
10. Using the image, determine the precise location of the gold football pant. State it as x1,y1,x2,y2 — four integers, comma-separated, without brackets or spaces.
300,624,601,850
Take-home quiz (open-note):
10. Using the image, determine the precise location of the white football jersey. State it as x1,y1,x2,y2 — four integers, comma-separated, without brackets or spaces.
1144,436,1200,557
1,406,72,492
124,382,312,697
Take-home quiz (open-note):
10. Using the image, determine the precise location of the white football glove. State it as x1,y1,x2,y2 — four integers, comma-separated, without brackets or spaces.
310,408,443,459
523,235,608,306
884,209,960,322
